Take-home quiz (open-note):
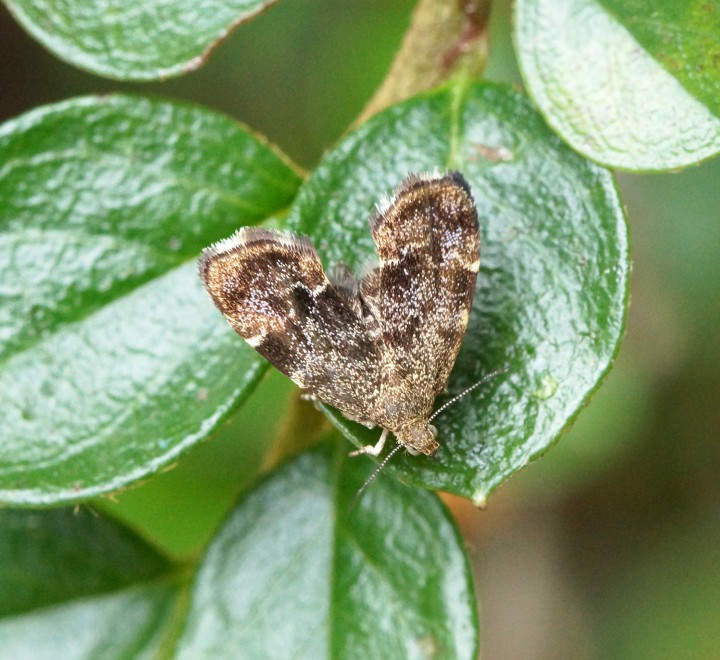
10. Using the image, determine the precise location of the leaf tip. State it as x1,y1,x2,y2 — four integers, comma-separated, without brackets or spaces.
471,489,487,509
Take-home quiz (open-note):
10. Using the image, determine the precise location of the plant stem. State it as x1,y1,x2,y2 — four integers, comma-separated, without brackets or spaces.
263,392,331,470
356,0,490,125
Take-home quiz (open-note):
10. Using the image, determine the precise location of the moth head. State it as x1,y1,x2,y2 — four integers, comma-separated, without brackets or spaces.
400,423,439,456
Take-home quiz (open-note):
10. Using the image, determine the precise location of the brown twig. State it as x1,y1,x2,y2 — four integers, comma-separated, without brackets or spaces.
355,0,490,126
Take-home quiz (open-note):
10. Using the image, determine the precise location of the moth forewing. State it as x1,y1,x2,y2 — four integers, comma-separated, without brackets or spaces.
199,171,480,459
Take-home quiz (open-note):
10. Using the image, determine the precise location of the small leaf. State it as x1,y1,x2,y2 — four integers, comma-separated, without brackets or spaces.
515,0,720,171
3,0,280,81
175,441,478,659
0,95,303,505
0,508,182,659
287,80,629,505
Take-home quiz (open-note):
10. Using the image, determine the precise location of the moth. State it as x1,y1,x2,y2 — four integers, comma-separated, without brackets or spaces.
198,171,480,458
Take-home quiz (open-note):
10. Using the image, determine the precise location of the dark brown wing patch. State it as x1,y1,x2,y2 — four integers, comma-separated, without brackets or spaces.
199,227,383,423
198,172,480,455
363,172,479,396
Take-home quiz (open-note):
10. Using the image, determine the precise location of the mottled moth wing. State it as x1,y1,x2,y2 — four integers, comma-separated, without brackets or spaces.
363,172,479,404
198,228,382,425
199,172,479,457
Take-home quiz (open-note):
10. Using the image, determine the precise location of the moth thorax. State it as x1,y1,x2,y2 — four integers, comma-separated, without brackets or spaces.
399,423,439,456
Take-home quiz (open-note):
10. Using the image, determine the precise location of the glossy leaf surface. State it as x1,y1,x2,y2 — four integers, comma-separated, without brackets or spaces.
0,508,181,659
515,0,720,170
598,0,720,118
287,80,629,504
0,95,302,504
176,441,478,659
3,0,280,80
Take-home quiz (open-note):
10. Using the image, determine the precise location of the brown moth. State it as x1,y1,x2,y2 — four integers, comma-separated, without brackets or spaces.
198,172,480,458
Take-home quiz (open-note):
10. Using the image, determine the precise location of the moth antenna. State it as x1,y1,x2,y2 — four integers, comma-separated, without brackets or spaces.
348,442,404,511
429,366,509,422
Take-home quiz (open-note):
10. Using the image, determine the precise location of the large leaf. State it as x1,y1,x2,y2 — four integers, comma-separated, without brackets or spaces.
0,508,182,658
515,0,720,171
176,440,478,659
0,443,477,657
597,0,720,119
3,0,280,81
287,80,629,505
0,95,302,505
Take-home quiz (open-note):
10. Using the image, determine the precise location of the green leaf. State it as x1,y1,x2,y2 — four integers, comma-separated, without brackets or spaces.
0,508,173,617
93,369,296,560
3,0,280,81
175,441,478,659
515,0,720,171
597,0,720,119
287,80,629,505
0,508,182,658
0,95,302,505
0,584,179,659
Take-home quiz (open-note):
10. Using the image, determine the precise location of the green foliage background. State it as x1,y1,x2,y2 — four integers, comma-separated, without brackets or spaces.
1,0,719,657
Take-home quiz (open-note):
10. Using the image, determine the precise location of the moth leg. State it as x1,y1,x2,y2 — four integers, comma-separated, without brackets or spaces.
300,393,318,401
349,428,389,457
